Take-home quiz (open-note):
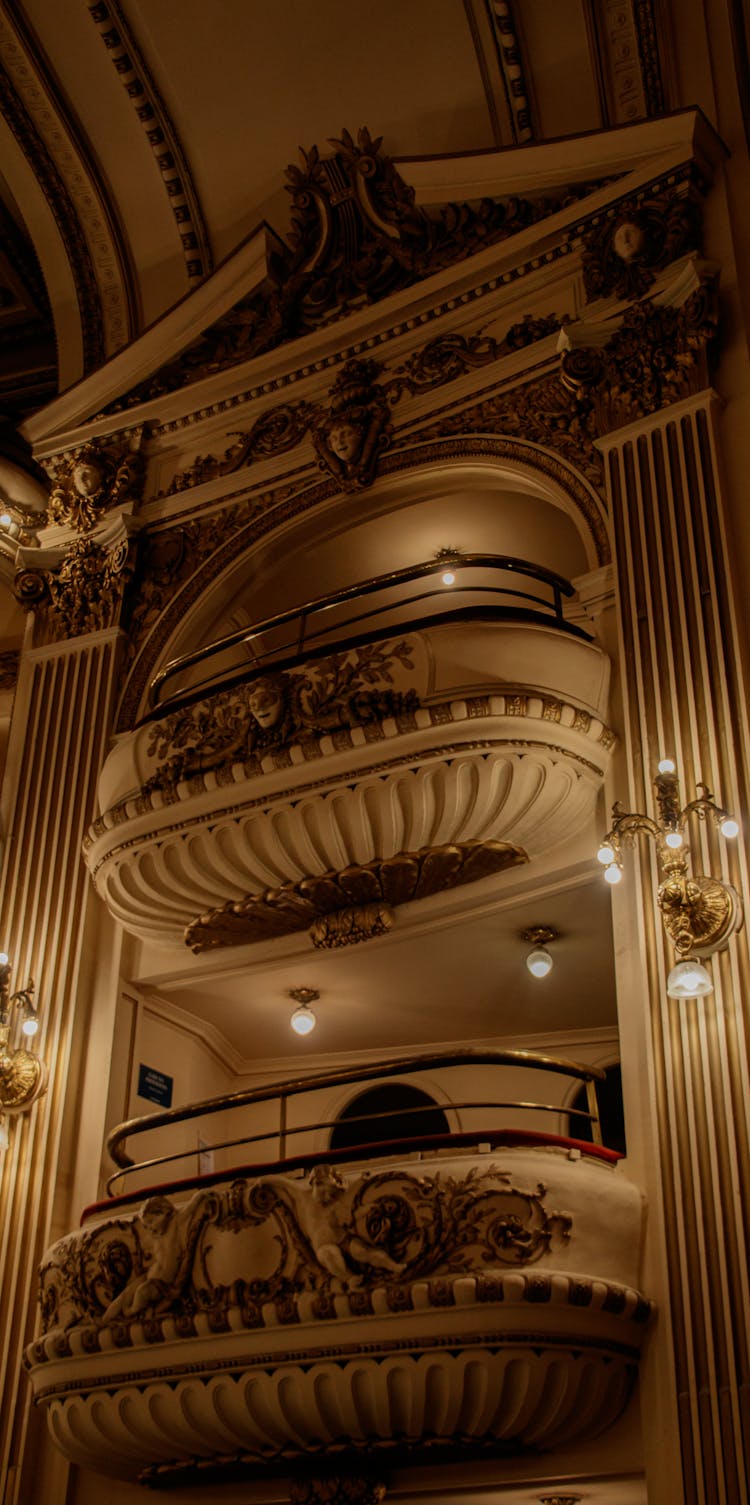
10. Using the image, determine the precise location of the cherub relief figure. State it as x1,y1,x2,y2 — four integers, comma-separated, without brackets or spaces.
101,1192,214,1322
251,1164,405,1289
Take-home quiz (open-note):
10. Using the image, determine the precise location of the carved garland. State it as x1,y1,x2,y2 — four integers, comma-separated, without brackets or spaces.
37,1164,574,1339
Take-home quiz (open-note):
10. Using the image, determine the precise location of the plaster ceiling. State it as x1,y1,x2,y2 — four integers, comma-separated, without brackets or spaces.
134,861,618,1068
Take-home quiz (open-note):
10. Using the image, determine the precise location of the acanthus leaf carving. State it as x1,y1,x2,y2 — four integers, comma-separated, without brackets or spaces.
560,276,719,434
14,533,136,641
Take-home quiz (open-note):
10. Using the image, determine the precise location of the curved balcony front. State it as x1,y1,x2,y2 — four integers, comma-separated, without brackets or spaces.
86,560,613,949
27,1051,650,1486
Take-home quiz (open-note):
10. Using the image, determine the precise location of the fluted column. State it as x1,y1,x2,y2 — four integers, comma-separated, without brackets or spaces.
598,386,750,1504
0,434,143,1505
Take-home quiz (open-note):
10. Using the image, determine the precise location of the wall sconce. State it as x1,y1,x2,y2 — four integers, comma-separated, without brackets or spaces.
597,761,742,997
522,925,557,978
289,986,319,1036
0,955,47,1148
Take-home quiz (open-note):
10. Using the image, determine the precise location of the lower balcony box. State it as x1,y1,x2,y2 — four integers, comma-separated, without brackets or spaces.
27,1144,651,1483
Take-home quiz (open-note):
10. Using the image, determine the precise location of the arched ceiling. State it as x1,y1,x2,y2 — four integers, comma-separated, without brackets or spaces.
0,0,668,418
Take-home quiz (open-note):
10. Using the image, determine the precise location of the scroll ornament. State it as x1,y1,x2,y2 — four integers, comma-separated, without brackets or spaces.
38,1163,572,1336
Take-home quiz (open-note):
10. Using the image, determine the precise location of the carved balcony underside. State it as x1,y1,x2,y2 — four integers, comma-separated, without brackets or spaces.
86,624,613,947
27,1145,650,1484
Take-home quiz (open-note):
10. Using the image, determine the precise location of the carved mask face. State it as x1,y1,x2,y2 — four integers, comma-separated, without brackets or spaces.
72,461,103,498
328,422,362,463
247,681,284,729
612,220,645,263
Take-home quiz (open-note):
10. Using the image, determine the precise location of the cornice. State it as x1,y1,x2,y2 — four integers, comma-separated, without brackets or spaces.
87,0,213,285
22,112,716,447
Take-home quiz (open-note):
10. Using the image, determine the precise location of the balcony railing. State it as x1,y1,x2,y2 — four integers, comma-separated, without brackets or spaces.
103,1046,606,1202
146,552,587,720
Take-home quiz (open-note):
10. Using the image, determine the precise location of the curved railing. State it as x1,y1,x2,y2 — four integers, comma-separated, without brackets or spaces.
104,1046,606,1199
146,552,587,720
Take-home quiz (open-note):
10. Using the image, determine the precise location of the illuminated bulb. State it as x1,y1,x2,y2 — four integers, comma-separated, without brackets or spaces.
0,515,11,528
667,958,713,999
597,843,616,866
604,863,622,885
21,1015,38,1038
526,945,553,979
442,571,455,585
658,758,676,774
721,816,740,839
291,1004,316,1036
665,831,683,849
0,952,9,966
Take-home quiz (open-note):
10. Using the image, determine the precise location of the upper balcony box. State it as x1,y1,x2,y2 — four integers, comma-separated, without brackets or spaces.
86,557,613,950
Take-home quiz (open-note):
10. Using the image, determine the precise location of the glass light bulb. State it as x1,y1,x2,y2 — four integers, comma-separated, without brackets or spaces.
21,1015,38,1037
665,831,683,849
0,953,9,967
291,1005,316,1036
597,843,615,866
667,959,713,999
721,817,740,839
526,946,553,979
658,758,676,774
0,515,11,529
442,571,455,585
604,863,622,885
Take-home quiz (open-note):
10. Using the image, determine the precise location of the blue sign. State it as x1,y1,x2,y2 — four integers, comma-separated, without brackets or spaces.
137,1064,173,1108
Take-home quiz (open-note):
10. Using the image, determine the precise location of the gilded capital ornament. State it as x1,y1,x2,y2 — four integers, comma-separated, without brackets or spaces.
43,431,145,532
560,268,719,435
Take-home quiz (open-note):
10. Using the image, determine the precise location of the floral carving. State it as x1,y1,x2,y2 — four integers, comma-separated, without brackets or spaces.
144,638,417,793
14,535,135,640
561,280,719,433
422,369,602,488
38,1163,572,1335
43,434,145,531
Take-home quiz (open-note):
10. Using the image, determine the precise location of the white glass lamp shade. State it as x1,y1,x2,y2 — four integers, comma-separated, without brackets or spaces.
526,945,553,979
291,1004,316,1036
667,958,713,999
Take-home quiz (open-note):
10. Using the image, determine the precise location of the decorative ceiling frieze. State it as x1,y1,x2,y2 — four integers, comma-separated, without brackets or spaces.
154,318,565,501
102,126,606,414
87,0,213,285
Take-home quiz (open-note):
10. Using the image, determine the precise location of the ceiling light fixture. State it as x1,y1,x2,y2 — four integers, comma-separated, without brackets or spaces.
289,986,319,1036
521,925,558,978
597,763,742,997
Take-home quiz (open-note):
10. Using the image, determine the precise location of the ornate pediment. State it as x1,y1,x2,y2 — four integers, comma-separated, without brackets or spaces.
105,127,607,413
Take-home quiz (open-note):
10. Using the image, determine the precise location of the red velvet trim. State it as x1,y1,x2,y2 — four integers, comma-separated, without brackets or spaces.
82,1127,622,1225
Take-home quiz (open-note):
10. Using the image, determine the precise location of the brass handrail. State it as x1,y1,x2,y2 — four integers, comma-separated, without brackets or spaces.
146,552,583,719
105,1046,606,1196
